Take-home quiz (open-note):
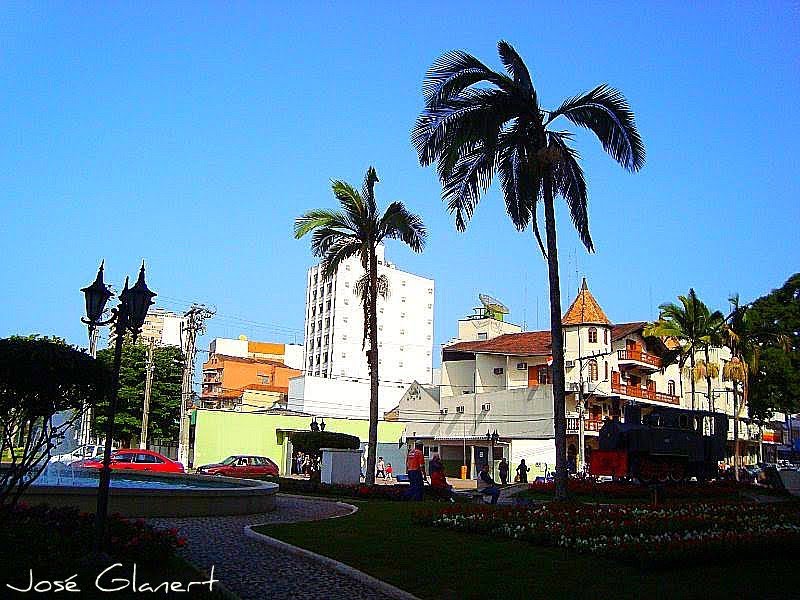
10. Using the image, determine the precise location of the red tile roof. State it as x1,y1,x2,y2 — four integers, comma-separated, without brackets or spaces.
445,331,552,356
562,278,612,325
611,322,647,342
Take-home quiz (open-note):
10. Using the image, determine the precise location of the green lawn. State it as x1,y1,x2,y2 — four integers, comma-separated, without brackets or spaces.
256,500,797,600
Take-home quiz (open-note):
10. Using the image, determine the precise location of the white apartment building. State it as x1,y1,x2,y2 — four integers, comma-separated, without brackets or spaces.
302,244,434,384
108,308,186,349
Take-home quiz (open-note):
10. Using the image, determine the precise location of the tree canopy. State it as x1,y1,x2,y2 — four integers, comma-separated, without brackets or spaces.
0,335,108,508
746,274,800,420
93,343,184,446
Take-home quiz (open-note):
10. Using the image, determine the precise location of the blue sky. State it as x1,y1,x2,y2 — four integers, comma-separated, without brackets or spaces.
1,2,798,366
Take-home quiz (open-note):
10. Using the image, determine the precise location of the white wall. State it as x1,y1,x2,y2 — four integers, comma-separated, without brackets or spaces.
210,338,248,358
283,344,304,370
288,375,408,420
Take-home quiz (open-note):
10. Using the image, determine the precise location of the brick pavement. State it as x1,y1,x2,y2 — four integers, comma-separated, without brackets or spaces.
149,495,399,600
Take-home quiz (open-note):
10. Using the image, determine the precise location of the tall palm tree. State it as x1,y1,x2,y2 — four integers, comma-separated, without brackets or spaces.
295,167,426,485
645,289,721,411
412,41,644,500
724,294,764,481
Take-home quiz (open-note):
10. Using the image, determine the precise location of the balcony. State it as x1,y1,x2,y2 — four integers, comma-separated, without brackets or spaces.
567,418,604,434
611,380,680,405
617,349,661,372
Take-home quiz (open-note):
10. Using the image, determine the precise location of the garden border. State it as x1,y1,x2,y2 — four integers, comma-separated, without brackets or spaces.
244,501,420,600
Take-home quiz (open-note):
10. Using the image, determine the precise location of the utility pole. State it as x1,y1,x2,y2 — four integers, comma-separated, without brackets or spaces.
177,304,214,467
139,338,155,450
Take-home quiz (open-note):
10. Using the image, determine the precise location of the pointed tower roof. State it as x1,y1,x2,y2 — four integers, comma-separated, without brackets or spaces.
562,278,612,326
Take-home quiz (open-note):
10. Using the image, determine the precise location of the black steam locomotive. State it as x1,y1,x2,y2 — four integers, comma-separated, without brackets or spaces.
590,403,728,483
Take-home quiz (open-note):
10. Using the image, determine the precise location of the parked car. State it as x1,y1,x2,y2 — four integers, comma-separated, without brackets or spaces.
50,444,104,465
79,449,184,473
196,455,279,478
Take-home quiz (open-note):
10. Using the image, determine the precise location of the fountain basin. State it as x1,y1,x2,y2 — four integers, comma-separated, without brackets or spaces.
25,469,278,517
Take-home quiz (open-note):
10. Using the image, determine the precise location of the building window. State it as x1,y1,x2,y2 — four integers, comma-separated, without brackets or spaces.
588,327,598,343
399,362,404,368
517,362,527,370
604,361,609,380
310,339,314,350
345,264,351,271
326,300,331,310
379,325,383,331
426,335,431,340
400,346,405,352
345,281,350,288
604,328,608,344
400,329,406,335
401,312,406,318
323,352,328,362
312,307,316,317
588,359,598,381
427,304,432,309
342,334,348,341
426,319,432,325
343,316,348,323
401,297,406,303
401,280,406,287
313,290,317,300
477,332,488,340
310,323,315,334
344,299,350,305
538,366,551,384
325,318,330,327
668,380,676,395
314,274,318,284
327,283,333,294
324,335,329,344
427,288,433,294
342,353,346,359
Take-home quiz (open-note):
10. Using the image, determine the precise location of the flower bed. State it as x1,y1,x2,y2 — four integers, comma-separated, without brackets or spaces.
415,501,800,566
0,503,186,566
520,479,783,502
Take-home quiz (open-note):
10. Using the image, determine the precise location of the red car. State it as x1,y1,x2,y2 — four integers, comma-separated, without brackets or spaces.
79,449,184,473
196,455,278,478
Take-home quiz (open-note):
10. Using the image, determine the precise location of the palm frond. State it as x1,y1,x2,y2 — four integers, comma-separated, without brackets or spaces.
294,209,350,239
548,131,593,252
422,50,512,108
497,40,535,103
331,180,366,226
362,167,379,221
378,201,427,252
548,84,645,172
318,237,362,281
441,143,497,232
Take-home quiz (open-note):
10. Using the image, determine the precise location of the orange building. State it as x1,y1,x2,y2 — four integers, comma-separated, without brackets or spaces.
201,338,302,410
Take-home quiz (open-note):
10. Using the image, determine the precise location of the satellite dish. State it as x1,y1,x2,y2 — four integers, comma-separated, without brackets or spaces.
479,294,509,320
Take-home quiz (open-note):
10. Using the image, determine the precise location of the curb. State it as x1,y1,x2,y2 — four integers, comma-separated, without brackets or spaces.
244,503,420,600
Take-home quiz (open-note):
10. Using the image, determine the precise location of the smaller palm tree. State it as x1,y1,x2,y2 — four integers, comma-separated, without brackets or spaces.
295,167,426,485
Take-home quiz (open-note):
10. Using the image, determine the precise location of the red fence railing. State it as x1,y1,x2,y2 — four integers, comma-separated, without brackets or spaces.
617,349,662,368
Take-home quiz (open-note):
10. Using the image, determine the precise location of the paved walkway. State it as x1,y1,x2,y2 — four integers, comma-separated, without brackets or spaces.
149,496,398,600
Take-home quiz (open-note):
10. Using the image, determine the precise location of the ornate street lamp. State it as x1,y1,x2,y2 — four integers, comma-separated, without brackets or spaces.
81,261,156,554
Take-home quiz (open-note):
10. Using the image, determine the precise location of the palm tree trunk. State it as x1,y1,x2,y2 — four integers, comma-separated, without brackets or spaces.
365,247,379,486
689,350,696,411
732,381,740,482
543,180,568,501
704,346,713,412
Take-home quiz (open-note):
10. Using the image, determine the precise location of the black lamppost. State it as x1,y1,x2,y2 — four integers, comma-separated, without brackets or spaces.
486,429,499,479
81,261,155,553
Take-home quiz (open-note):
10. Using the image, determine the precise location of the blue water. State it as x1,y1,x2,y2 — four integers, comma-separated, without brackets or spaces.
31,467,241,490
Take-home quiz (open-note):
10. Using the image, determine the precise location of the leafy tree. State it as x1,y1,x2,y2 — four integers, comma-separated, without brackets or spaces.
0,336,108,508
645,289,723,411
295,167,426,485
746,274,800,419
93,343,183,446
412,40,645,500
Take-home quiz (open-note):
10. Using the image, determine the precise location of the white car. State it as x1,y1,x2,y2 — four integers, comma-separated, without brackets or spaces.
49,444,104,465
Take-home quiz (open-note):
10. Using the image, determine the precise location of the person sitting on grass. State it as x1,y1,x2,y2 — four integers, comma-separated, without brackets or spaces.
428,454,455,502
478,463,500,505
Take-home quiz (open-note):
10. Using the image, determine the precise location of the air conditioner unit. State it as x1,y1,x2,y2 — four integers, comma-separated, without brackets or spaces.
440,408,448,415
455,406,465,414
565,360,575,369
481,403,491,412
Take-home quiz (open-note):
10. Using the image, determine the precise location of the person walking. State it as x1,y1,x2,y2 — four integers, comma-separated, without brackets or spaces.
478,464,500,505
498,458,510,485
516,459,530,484
385,463,394,481
376,456,386,479
406,444,426,501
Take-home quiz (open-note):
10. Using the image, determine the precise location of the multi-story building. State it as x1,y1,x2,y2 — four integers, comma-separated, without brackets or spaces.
301,244,434,384
395,280,763,477
289,245,434,420
108,308,186,349
200,337,303,411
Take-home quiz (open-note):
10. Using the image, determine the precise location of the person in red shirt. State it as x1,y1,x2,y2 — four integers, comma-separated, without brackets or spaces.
406,444,426,500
